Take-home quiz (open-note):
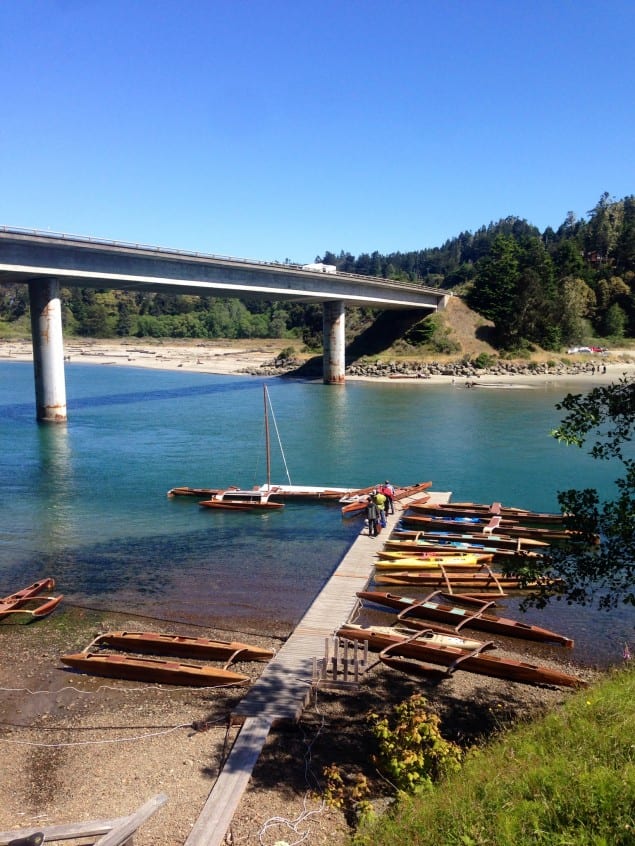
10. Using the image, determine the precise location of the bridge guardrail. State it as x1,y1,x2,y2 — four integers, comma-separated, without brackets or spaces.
0,225,448,296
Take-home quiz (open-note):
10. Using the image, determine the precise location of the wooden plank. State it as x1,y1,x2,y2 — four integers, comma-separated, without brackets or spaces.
183,716,273,846
0,796,166,846
94,794,168,846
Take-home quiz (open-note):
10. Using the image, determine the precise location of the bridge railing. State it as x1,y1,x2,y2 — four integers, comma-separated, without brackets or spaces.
0,225,448,296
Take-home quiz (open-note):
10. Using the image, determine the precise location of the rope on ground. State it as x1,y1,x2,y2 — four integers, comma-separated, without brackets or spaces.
257,681,327,846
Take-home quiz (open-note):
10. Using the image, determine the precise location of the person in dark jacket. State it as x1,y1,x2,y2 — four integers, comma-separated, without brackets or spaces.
365,496,381,537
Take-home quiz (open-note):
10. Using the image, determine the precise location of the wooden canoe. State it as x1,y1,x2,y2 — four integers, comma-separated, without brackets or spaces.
400,514,583,543
337,625,585,689
60,652,251,687
375,556,491,571
372,570,527,590
395,528,549,550
409,501,566,526
356,590,574,647
0,591,63,622
0,577,56,604
91,631,274,662
384,534,543,558
340,622,492,652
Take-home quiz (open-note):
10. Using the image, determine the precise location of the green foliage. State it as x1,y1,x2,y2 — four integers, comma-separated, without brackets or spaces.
368,694,463,795
354,667,635,846
520,376,635,611
472,352,495,369
322,764,372,818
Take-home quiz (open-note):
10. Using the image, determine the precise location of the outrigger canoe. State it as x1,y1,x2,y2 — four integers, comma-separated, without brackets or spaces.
356,590,574,647
409,501,567,526
60,652,251,687
341,622,491,652
372,570,537,593
90,631,275,662
337,624,585,689
400,514,586,544
384,535,543,558
395,529,549,550
0,578,63,622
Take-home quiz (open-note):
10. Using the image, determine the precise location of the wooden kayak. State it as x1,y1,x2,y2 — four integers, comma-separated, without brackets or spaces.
60,652,251,687
400,514,582,543
375,556,490,570
0,577,56,604
340,622,492,652
356,590,574,647
91,631,274,662
0,579,63,621
372,570,526,589
395,529,549,550
409,501,566,526
337,625,585,689
384,536,543,558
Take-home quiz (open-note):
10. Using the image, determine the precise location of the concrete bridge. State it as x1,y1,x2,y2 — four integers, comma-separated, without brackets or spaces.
0,227,448,421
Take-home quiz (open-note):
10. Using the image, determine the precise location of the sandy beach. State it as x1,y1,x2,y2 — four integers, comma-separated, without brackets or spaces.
2,337,634,386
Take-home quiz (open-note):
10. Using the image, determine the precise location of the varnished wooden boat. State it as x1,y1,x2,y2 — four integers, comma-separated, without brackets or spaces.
384,534,543,558
341,622,491,652
356,590,574,647
375,556,491,570
409,501,566,526
337,624,585,688
60,652,251,687
395,528,549,550
91,631,274,662
199,489,284,510
0,579,63,621
400,514,585,543
372,570,534,590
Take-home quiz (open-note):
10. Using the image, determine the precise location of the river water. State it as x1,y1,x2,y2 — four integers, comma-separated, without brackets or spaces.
1,361,632,667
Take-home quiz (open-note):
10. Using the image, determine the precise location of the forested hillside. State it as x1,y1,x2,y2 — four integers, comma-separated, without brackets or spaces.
2,192,633,354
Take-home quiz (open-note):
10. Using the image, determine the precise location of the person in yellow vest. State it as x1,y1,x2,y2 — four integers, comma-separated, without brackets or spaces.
373,488,387,527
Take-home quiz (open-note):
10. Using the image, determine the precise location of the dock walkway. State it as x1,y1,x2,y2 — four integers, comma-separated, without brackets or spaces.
184,490,451,846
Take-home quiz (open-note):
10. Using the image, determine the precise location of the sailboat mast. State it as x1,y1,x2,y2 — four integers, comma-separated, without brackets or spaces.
264,385,271,491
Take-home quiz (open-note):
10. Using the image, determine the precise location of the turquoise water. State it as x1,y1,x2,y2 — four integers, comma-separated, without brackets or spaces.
1,361,632,664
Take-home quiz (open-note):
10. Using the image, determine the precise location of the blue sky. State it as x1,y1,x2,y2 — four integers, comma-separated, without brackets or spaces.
1,0,633,264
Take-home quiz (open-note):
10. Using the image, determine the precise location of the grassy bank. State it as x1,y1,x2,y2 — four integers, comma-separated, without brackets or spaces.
353,665,635,846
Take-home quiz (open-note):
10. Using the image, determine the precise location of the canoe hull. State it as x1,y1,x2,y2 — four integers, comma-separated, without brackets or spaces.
93,631,274,662
337,626,585,689
357,590,574,647
60,652,250,687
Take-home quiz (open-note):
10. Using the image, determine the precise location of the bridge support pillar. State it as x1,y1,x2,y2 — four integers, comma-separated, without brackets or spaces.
28,278,67,423
322,300,346,384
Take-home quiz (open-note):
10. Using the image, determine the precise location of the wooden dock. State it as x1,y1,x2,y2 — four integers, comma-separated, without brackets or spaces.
184,490,451,846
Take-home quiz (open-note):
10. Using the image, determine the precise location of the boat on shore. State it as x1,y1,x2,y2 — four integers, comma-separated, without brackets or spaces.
356,590,574,647
341,622,491,652
90,631,275,662
60,652,251,687
0,578,63,622
337,624,585,688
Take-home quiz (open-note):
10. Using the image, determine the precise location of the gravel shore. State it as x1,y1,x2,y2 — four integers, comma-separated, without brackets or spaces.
0,602,597,846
